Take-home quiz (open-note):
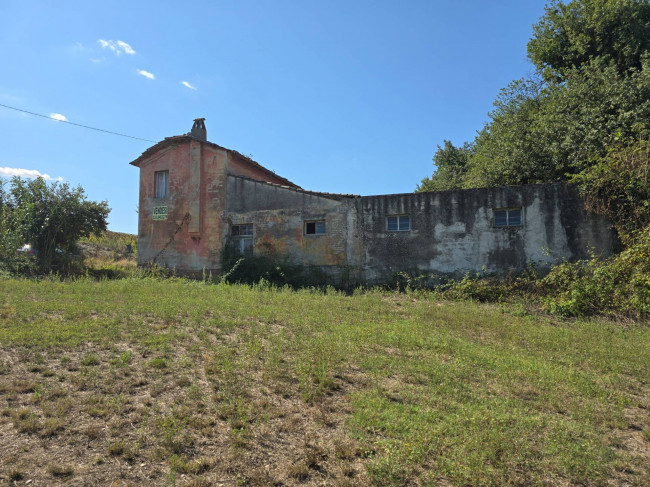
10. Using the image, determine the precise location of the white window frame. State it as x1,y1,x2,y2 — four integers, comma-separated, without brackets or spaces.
231,224,254,255
304,220,326,236
493,208,522,227
386,214,410,232
154,170,169,199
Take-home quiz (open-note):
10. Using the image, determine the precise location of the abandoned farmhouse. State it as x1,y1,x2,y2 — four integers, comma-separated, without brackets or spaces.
131,119,613,282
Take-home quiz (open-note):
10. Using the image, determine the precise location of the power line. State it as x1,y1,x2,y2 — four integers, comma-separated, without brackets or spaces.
0,103,156,143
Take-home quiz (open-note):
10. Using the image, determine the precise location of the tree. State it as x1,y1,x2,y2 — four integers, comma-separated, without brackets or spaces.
0,177,110,270
419,0,650,192
528,0,650,81
417,140,472,192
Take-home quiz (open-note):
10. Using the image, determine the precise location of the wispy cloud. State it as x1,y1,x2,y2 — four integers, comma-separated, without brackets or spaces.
137,69,155,80
0,167,63,181
181,81,197,91
49,113,68,122
98,39,136,55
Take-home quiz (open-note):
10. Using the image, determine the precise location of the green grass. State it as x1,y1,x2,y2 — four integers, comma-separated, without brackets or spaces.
0,277,648,485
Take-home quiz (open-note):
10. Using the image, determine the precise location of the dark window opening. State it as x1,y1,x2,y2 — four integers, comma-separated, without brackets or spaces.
231,223,253,237
305,221,326,235
230,224,254,255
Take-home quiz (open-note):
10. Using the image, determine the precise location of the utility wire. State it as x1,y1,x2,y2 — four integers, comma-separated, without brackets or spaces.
0,103,156,143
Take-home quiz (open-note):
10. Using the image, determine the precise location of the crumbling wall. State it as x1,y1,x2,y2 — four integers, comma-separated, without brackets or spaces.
358,184,613,282
225,176,363,278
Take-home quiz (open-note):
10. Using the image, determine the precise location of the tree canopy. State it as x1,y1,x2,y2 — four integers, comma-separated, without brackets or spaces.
528,0,650,81
418,0,650,215
0,177,109,271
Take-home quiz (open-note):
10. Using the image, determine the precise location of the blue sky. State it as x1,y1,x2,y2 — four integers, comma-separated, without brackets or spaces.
0,0,548,234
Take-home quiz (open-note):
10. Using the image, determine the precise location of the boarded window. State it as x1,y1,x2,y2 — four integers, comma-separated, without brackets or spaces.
387,215,410,231
305,221,326,235
154,170,169,199
494,208,522,227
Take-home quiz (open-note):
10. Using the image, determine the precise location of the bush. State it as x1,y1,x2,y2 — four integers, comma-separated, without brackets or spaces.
542,227,650,318
219,242,330,289
0,177,109,274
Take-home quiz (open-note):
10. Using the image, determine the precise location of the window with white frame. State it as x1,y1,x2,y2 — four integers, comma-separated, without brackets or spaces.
154,170,169,199
304,220,326,235
386,215,410,231
231,224,253,255
494,208,522,227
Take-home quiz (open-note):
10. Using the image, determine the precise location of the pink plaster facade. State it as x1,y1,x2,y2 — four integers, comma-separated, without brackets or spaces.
131,132,298,273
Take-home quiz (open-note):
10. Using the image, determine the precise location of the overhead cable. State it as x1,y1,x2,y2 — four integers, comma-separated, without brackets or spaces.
0,103,156,143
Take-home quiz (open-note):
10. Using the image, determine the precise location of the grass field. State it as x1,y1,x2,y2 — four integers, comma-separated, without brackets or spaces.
0,277,648,486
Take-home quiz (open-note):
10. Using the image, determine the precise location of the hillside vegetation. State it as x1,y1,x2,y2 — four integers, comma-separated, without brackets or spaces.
0,278,648,486
418,0,650,319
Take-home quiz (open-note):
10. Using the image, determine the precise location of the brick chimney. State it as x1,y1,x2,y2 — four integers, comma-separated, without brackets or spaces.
191,118,207,141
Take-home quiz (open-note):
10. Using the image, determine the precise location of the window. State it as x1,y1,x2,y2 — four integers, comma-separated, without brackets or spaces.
231,224,253,237
386,215,410,231
231,224,253,255
154,170,169,199
305,220,326,235
494,208,522,227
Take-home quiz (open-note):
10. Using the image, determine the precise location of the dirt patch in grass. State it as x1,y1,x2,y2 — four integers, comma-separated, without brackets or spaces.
0,335,370,486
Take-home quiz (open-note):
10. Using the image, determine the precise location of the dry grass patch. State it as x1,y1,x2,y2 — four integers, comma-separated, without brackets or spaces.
0,278,648,486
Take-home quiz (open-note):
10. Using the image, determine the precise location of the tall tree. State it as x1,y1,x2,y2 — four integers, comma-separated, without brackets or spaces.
528,0,650,81
417,140,472,192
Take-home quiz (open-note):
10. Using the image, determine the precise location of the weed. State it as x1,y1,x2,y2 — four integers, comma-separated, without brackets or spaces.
47,464,74,477
81,353,100,366
148,357,167,369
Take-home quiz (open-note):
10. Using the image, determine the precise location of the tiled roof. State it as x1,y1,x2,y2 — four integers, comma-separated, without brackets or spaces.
129,134,299,189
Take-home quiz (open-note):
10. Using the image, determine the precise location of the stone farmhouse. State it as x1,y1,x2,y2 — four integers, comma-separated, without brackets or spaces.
130,119,613,282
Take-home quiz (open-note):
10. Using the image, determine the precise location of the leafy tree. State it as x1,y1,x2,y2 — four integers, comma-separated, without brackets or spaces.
528,0,650,81
417,140,472,192
574,135,650,243
419,1,650,192
460,59,650,188
0,177,110,270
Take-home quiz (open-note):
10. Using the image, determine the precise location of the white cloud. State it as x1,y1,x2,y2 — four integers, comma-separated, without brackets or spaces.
116,40,136,55
137,69,155,80
98,39,136,55
0,167,63,181
181,81,197,90
49,113,68,122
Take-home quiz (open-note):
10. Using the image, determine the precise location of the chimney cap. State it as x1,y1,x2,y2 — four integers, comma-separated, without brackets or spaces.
191,118,207,141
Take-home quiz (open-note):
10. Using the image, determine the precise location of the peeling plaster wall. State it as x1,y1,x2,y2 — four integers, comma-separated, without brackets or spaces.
225,176,362,276
136,141,613,282
358,184,613,282
136,141,229,273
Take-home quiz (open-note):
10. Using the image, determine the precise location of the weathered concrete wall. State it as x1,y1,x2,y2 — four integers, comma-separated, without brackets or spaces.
358,184,613,282
134,137,613,282
225,176,363,275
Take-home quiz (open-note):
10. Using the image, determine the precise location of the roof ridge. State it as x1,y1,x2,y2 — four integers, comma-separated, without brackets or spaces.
228,174,359,199
129,135,299,188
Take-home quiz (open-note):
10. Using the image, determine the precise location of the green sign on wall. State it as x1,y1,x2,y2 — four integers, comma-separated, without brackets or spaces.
152,206,168,221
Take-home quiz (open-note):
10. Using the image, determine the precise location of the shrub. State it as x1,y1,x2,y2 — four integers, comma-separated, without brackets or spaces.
219,242,330,289
0,177,109,274
542,227,650,318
